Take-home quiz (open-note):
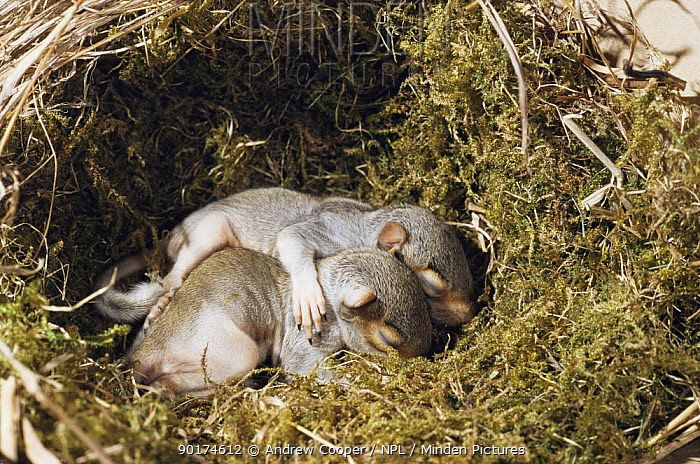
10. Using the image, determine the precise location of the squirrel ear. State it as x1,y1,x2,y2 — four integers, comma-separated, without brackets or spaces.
342,286,377,310
378,222,407,253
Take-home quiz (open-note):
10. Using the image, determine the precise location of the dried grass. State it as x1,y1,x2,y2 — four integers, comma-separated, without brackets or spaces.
0,0,191,154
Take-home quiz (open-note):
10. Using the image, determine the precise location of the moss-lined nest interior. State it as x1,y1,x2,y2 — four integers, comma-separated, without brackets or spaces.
1,0,699,462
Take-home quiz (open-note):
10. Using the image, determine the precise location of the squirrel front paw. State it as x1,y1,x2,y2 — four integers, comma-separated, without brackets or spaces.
292,279,326,343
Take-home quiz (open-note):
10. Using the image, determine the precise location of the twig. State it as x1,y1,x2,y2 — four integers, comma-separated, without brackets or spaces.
445,220,496,274
581,184,613,211
22,417,61,464
1,376,19,462
552,432,584,450
0,257,45,277
647,401,700,446
76,444,126,464
562,114,624,188
645,427,700,464
570,0,623,89
42,267,117,312
477,0,530,172
31,94,58,267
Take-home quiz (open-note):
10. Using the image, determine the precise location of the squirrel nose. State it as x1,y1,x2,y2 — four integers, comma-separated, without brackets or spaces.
377,325,401,349
376,324,430,358
428,291,477,326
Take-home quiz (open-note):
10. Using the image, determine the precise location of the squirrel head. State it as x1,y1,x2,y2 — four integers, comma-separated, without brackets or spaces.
319,249,432,358
376,205,476,327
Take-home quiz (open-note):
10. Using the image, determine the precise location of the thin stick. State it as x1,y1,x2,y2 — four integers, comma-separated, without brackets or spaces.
0,376,19,462
647,401,700,446
477,0,530,172
445,220,496,274
646,427,700,464
42,267,117,312
22,417,61,464
562,114,624,188
0,257,45,276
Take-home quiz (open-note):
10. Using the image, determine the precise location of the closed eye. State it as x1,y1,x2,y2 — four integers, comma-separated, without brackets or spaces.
337,307,358,322
377,323,403,349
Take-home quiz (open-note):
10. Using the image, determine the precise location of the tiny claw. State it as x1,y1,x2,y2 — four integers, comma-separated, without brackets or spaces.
308,338,313,345
321,313,327,321
297,324,302,331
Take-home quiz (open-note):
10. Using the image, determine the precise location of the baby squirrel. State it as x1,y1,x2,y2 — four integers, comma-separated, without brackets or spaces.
96,188,475,341
120,247,432,397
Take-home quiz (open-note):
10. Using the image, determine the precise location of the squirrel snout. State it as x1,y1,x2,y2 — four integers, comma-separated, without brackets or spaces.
366,322,430,358
428,291,476,327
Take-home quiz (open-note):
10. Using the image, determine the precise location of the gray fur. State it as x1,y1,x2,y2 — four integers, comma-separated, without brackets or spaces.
94,254,162,323
95,187,474,327
129,248,432,395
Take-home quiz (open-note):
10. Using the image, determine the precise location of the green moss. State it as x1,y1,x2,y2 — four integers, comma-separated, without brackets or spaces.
1,0,698,462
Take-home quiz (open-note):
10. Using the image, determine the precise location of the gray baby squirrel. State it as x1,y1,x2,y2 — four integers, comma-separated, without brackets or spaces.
123,247,432,397
96,188,475,341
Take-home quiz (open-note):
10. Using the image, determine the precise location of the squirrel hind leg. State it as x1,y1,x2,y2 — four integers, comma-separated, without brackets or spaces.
161,211,241,296
134,312,262,396
152,211,242,324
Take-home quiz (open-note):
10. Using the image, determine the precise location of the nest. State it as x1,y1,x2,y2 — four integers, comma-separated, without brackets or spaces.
1,0,699,462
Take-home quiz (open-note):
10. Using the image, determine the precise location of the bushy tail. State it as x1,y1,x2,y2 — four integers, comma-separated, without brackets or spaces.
94,254,163,323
